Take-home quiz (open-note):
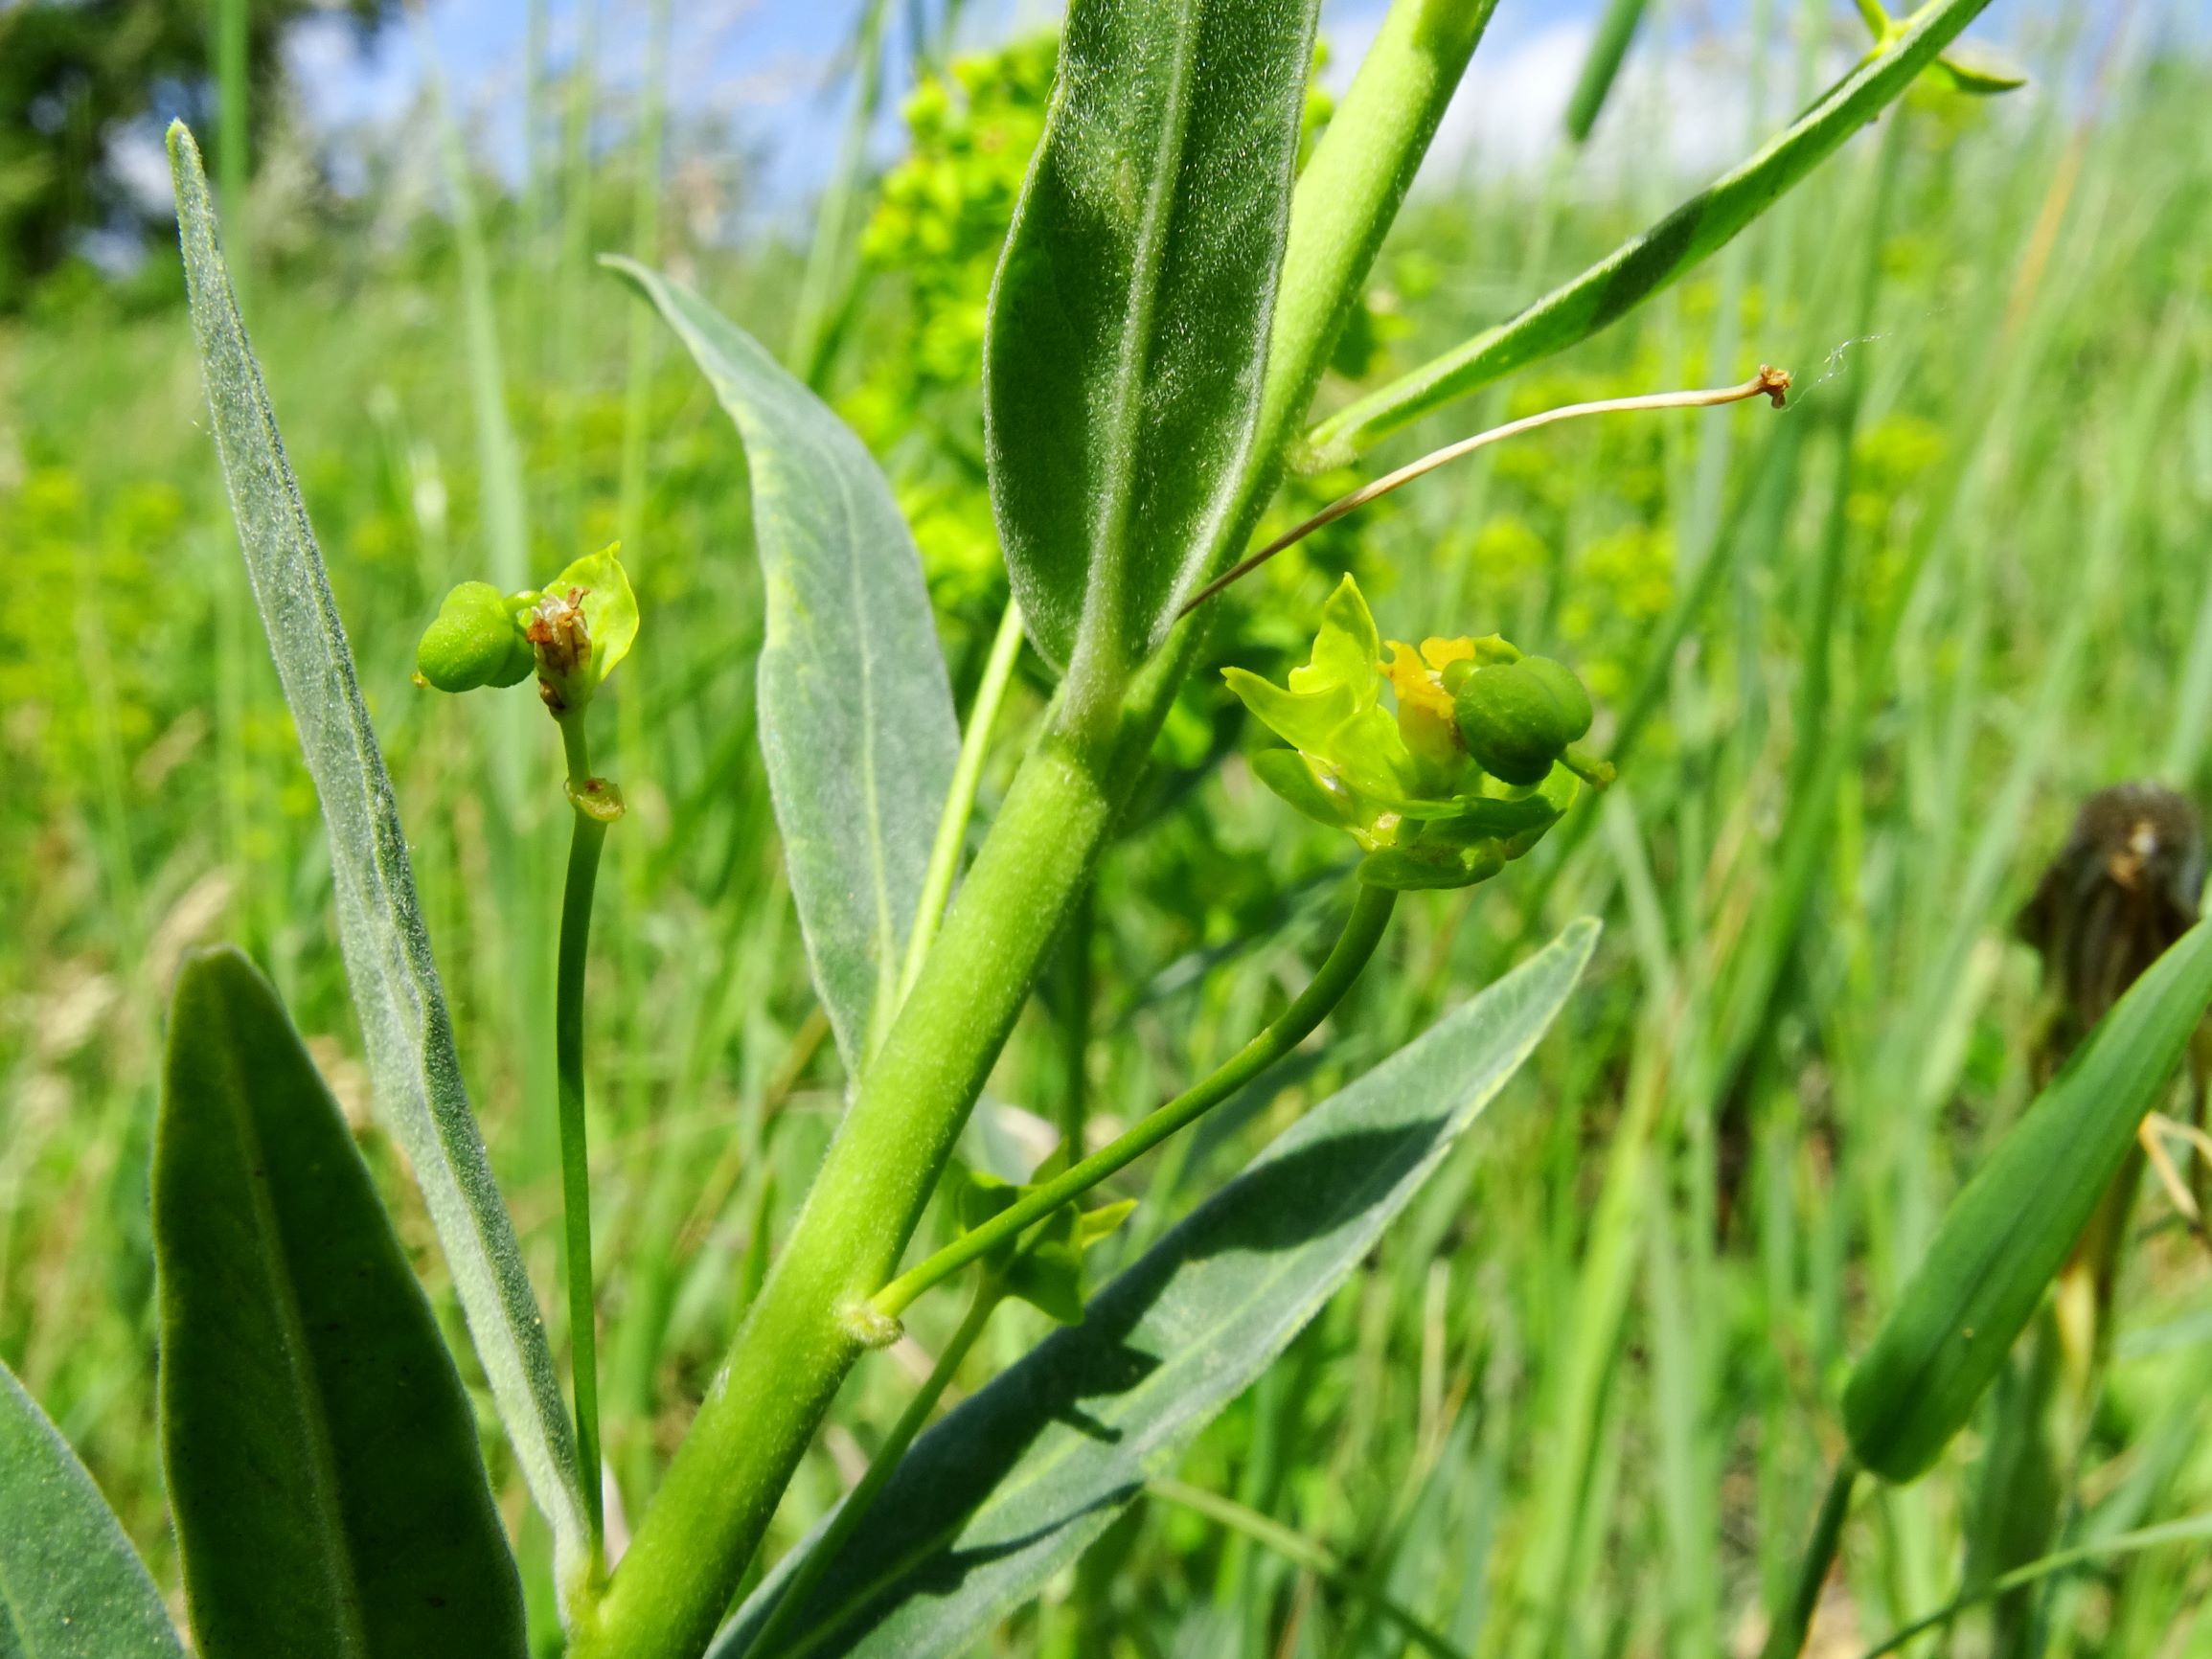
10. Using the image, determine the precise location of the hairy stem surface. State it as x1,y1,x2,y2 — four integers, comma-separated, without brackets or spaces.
580,724,1130,1659
741,1275,1004,1659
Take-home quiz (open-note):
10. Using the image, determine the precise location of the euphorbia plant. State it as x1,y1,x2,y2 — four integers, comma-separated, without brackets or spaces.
415,543,639,1563
0,4,2018,1658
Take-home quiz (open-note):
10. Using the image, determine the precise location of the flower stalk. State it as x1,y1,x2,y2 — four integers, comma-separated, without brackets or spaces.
556,714,618,1558
871,881,1399,1322
414,542,638,1571
1181,368,1791,617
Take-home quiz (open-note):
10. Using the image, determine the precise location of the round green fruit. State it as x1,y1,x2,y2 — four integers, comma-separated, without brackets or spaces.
417,581,534,693
1453,657,1593,785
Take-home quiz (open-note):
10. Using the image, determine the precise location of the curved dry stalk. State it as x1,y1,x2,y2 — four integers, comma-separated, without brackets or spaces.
1180,366,1791,618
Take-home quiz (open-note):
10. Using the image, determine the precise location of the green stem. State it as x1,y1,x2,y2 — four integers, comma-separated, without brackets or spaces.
1253,0,1500,468
1147,1478,1470,1659
873,882,1397,1321
1858,1509,2212,1659
558,716,610,1557
214,0,248,311
1761,1456,1859,1659
580,11,1477,1648
581,723,1131,1659
899,599,1027,1006
1307,0,1995,461
741,1275,1003,1659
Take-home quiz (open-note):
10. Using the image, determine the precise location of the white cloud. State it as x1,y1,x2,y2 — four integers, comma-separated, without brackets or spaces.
1424,20,1593,183
105,120,176,217
1417,14,2044,196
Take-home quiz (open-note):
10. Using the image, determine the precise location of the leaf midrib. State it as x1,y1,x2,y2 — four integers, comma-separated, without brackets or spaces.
667,281,908,1066
1079,0,1205,667
204,1000,373,1659
817,397,902,1066
0,1528,31,1657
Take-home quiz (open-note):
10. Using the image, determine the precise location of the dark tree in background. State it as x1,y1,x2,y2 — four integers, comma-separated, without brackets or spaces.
0,0,387,309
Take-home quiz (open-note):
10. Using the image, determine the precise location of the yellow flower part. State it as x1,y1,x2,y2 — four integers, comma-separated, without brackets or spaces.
1382,641,1463,789
1227,575,1601,891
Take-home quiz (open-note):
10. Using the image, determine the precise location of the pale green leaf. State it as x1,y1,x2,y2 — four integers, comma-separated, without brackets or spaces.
605,257,960,1076
711,920,1599,1658
166,123,590,1590
0,1360,184,1659
984,0,1319,695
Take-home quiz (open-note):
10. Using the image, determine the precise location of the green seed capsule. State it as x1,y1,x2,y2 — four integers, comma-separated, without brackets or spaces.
1453,657,1593,785
417,581,534,693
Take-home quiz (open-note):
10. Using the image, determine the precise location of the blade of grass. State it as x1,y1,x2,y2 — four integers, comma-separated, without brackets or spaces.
1564,0,1650,145
1859,1511,2212,1659
788,0,894,385
1308,0,1997,461
1149,1478,1472,1659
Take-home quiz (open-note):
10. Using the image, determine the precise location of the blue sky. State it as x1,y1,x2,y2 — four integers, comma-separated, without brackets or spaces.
272,0,2136,231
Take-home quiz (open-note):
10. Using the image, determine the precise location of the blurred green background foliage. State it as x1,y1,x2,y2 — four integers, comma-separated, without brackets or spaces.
7,3,2212,1653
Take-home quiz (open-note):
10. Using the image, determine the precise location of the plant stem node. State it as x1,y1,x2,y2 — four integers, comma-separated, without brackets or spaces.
567,778,627,822
839,1301,904,1350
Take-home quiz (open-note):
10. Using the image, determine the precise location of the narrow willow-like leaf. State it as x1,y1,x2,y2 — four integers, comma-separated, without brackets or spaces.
166,124,590,1587
0,1359,184,1659
710,920,1599,1659
983,0,1318,693
1309,0,1996,459
606,257,959,1076
1843,920,2212,1484
155,948,527,1658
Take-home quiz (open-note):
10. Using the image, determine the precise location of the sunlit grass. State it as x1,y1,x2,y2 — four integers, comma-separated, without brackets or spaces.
4,11,2212,1656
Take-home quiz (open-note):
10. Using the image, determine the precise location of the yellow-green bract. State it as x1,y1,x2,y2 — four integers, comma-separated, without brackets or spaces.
1841,919,2212,1484
535,544,639,712
959,1170,1135,1327
1223,574,1584,891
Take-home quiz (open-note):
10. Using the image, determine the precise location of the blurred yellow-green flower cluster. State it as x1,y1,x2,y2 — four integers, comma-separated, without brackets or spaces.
839,36,1059,611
